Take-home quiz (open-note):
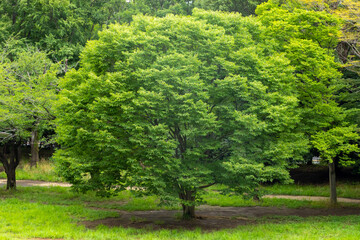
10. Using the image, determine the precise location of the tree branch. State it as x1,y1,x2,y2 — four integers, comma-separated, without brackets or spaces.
199,182,216,189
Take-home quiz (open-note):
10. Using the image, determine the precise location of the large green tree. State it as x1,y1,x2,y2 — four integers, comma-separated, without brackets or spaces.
55,10,308,218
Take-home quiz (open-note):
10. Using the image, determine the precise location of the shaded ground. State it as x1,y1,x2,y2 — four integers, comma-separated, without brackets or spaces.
81,205,360,231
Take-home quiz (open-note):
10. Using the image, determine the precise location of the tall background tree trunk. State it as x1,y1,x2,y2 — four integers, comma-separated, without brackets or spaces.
329,161,337,204
30,128,39,168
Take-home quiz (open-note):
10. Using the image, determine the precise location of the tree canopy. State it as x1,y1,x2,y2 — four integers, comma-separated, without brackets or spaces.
1,0,359,212
55,9,309,218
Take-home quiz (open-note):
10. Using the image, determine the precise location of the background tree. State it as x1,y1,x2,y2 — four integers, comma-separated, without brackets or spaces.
0,77,25,190
0,45,58,183
55,9,308,219
0,0,139,67
256,0,360,204
291,0,360,73
290,0,360,160
312,126,360,203
0,0,86,65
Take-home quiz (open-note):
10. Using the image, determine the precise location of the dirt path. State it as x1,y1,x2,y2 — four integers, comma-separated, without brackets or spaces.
0,179,71,187
264,194,360,203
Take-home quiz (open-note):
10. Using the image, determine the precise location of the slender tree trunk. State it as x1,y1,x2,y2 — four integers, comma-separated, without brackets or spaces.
179,190,196,219
329,161,337,204
30,128,39,168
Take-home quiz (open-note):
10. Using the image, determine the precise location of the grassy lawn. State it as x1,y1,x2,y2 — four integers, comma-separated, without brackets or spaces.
0,186,359,239
0,187,360,239
1,201,359,240
1,163,360,239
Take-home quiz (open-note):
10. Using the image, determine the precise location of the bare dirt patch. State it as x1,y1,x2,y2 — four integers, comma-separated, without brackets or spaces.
80,205,360,231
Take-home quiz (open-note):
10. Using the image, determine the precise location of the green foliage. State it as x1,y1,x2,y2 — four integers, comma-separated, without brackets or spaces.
290,0,360,74
0,0,84,64
0,0,139,65
0,0,196,65
256,0,359,165
312,126,360,165
0,47,58,144
55,10,308,213
338,74,360,127
135,0,195,16
195,0,264,16
256,1,342,50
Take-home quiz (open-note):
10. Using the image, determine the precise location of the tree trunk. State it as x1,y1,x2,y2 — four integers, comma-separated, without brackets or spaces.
30,128,39,168
0,143,21,190
336,41,351,64
179,190,196,219
329,161,337,204
182,204,195,219
6,164,16,190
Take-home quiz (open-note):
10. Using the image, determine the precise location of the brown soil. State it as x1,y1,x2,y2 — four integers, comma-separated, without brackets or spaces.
80,205,360,231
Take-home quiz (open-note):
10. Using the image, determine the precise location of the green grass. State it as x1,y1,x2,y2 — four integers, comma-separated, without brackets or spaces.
2,184,359,213
262,182,360,199
0,195,359,239
1,171,360,239
0,160,64,182
0,186,360,239
0,187,179,211
203,190,360,209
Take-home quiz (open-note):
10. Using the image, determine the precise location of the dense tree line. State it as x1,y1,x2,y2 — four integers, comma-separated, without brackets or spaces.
0,0,359,217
